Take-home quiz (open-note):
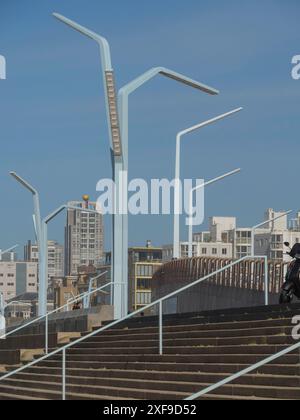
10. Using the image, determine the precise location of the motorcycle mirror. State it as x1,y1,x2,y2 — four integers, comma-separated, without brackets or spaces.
284,242,290,247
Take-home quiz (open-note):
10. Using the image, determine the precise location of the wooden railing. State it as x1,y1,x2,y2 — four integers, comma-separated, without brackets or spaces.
153,257,288,294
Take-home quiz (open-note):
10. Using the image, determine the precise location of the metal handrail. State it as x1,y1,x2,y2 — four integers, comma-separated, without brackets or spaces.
0,255,269,400
185,338,300,400
0,272,109,340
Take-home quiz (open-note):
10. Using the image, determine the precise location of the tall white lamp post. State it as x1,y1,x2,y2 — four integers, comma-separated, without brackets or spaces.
10,171,100,316
188,169,241,258
173,108,243,259
52,12,220,318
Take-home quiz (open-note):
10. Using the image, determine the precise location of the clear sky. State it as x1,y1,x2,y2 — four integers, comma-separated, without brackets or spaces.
0,0,300,253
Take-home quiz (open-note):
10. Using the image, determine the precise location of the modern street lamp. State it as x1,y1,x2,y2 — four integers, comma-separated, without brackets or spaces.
10,171,100,316
187,169,241,258
53,12,124,319
173,108,243,260
53,12,220,319
118,69,219,316
10,172,44,315
250,210,293,257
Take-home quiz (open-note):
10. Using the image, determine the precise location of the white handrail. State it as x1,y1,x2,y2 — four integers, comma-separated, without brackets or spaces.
185,339,300,400
0,255,269,401
0,272,110,340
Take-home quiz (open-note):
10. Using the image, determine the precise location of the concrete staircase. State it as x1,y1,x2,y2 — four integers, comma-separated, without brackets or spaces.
1,303,300,400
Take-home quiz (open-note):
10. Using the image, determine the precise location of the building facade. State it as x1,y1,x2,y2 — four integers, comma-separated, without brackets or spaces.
128,242,162,312
163,242,232,261
24,240,64,279
0,261,38,302
64,196,104,276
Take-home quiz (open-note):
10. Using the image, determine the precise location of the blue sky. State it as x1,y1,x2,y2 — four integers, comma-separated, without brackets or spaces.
0,0,300,252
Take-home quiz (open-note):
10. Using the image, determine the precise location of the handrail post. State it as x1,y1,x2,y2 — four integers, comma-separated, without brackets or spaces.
159,301,163,355
62,348,66,400
45,312,48,355
264,256,269,306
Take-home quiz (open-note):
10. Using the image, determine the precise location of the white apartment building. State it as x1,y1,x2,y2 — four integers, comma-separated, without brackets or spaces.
232,228,253,258
265,209,289,231
193,211,292,260
209,217,236,242
65,196,104,276
24,240,64,279
255,230,300,262
0,261,38,302
162,242,232,261
164,209,296,263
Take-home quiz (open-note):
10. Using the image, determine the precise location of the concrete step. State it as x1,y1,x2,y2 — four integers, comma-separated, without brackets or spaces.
69,335,295,349
89,317,296,337
0,378,188,400
2,303,300,400
101,304,300,331
0,382,133,400
15,368,300,389
0,333,57,351
3,373,300,400
44,353,300,365
84,324,294,342
0,350,20,365
32,360,300,376
58,344,295,356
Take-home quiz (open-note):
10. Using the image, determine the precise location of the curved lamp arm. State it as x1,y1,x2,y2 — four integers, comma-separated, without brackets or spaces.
53,13,112,70
53,12,122,158
10,172,43,245
119,66,219,98
43,204,100,225
10,172,38,196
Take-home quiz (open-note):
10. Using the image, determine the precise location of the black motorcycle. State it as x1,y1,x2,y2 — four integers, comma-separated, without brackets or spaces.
279,242,300,304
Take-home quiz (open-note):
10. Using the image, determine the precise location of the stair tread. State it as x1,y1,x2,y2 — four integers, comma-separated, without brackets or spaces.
20,367,300,380
0,377,189,397
6,372,300,390
1,304,300,400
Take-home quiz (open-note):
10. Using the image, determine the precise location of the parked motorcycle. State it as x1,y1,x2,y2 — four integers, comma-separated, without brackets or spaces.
279,242,300,304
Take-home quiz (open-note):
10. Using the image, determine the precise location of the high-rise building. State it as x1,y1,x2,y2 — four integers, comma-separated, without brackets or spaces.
64,195,104,276
24,240,64,279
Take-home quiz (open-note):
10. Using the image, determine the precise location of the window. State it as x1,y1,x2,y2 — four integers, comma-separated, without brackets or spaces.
137,278,151,290
202,248,207,255
136,265,153,277
222,248,227,255
212,248,217,255
136,292,151,305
